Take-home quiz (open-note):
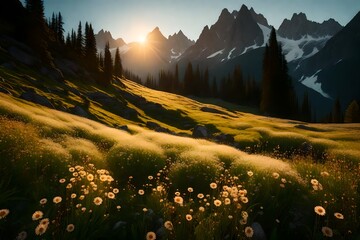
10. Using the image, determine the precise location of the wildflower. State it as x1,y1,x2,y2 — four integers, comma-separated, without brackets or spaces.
240,218,247,225
187,187,193,193
244,226,254,237
39,198,47,205
210,182,217,189
197,193,204,199
40,218,49,226
156,186,163,192
0,209,10,219
146,231,156,240
320,171,330,177
93,197,103,205
68,167,75,172
79,171,86,178
199,206,205,212
113,188,119,194
280,183,285,188
272,172,280,179
311,179,319,186
59,178,66,183
138,189,145,195
53,196,62,204
66,224,75,232
148,175,153,180
35,223,48,236
322,226,333,237
281,178,287,183
107,175,114,182
175,191,180,196
314,206,326,216
241,211,248,219
334,212,344,219
143,208,148,212
174,196,184,205
107,192,115,199
228,215,233,219
16,231,27,240
214,199,222,207
164,221,173,230
241,196,249,204
116,205,121,210
100,175,107,182
66,183,72,189
224,198,231,205
71,193,77,199
247,171,253,177
239,189,247,197
185,214,193,221
32,211,43,221
79,195,85,200
87,174,94,181
222,191,229,197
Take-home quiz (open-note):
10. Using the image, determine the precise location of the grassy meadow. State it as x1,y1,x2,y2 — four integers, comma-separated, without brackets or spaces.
0,88,359,239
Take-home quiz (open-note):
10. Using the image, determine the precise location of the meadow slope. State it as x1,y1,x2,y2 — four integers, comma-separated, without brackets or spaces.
0,90,359,239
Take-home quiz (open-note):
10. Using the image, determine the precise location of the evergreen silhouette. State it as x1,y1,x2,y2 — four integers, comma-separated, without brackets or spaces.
260,27,296,118
76,21,84,55
183,62,194,95
103,42,113,85
114,47,123,77
332,98,342,123
84,22,98,70
301,91,312,122
344,100,360,123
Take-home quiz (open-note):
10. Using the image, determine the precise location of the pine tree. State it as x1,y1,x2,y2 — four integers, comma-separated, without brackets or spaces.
25,0,53,64
76,21,84,55
98,52,104,69
344,100,360,123
183,62,194,95
57,12,64,43
301,91,312,122
84,23,98,70
332,98,342,123
103,42,113,85
114,47,123,77
260,27,295,118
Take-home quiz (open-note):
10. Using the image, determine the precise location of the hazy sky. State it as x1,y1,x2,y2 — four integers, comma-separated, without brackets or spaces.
36,0,360,43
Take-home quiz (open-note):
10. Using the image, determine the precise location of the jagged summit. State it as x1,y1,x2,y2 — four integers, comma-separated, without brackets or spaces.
95,29,126,49
278,12,342,39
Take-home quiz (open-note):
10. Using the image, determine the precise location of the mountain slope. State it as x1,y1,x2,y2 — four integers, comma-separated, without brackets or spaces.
294,11,360,107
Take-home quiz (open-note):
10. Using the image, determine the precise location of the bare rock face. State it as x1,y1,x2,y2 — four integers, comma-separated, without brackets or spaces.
20,91,54,109
192,125,208,138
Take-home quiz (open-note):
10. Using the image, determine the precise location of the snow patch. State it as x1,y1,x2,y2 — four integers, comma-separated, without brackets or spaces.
170,48,182,60
240,44,257,55
207,49,224,59
303,47,319,59
300,70,331,99
257,24,271,46
335,59,343,65
227,47,236,60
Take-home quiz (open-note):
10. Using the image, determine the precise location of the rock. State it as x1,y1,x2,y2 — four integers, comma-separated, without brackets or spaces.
214,133,235,143
200,106,227,115
119,125,129,131
8,46,38,66
146,121,161,129
192,125,208,138
120,108,138,120
20,91,54,109
300,141,313,155
146,121,173,134
40,67,64,82
70,105,89,118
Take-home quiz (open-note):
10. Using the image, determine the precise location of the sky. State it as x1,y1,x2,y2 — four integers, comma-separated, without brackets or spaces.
32,0,360,43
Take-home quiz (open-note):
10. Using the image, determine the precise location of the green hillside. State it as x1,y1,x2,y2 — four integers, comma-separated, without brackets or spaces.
0,63,359,238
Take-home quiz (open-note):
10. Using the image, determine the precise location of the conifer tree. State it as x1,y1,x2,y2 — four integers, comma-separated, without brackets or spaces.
76,21,84,55
260,27,295,118
183,62,194,95
103,42,113,85
332,98,342,123
114,47,123,77
301,91,312,122
344,100,360,123
84,23,98,70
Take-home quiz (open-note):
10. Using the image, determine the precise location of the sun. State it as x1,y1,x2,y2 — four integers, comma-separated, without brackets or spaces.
138,35,147,44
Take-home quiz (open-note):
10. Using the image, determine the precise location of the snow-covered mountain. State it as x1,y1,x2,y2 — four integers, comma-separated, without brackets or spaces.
294,11,360,107
277,13,342,63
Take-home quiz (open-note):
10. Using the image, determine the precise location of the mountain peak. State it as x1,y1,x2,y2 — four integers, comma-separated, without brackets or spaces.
147,27,167,43
239,4,250,14
249,6,270,27
291,12,307,21
219,8,231,18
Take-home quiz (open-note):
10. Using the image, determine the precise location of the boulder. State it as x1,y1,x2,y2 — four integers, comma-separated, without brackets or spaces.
146,121,173,134
214,133,235,143
192,125,208,138
20,91,54,109
70,105,89,118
